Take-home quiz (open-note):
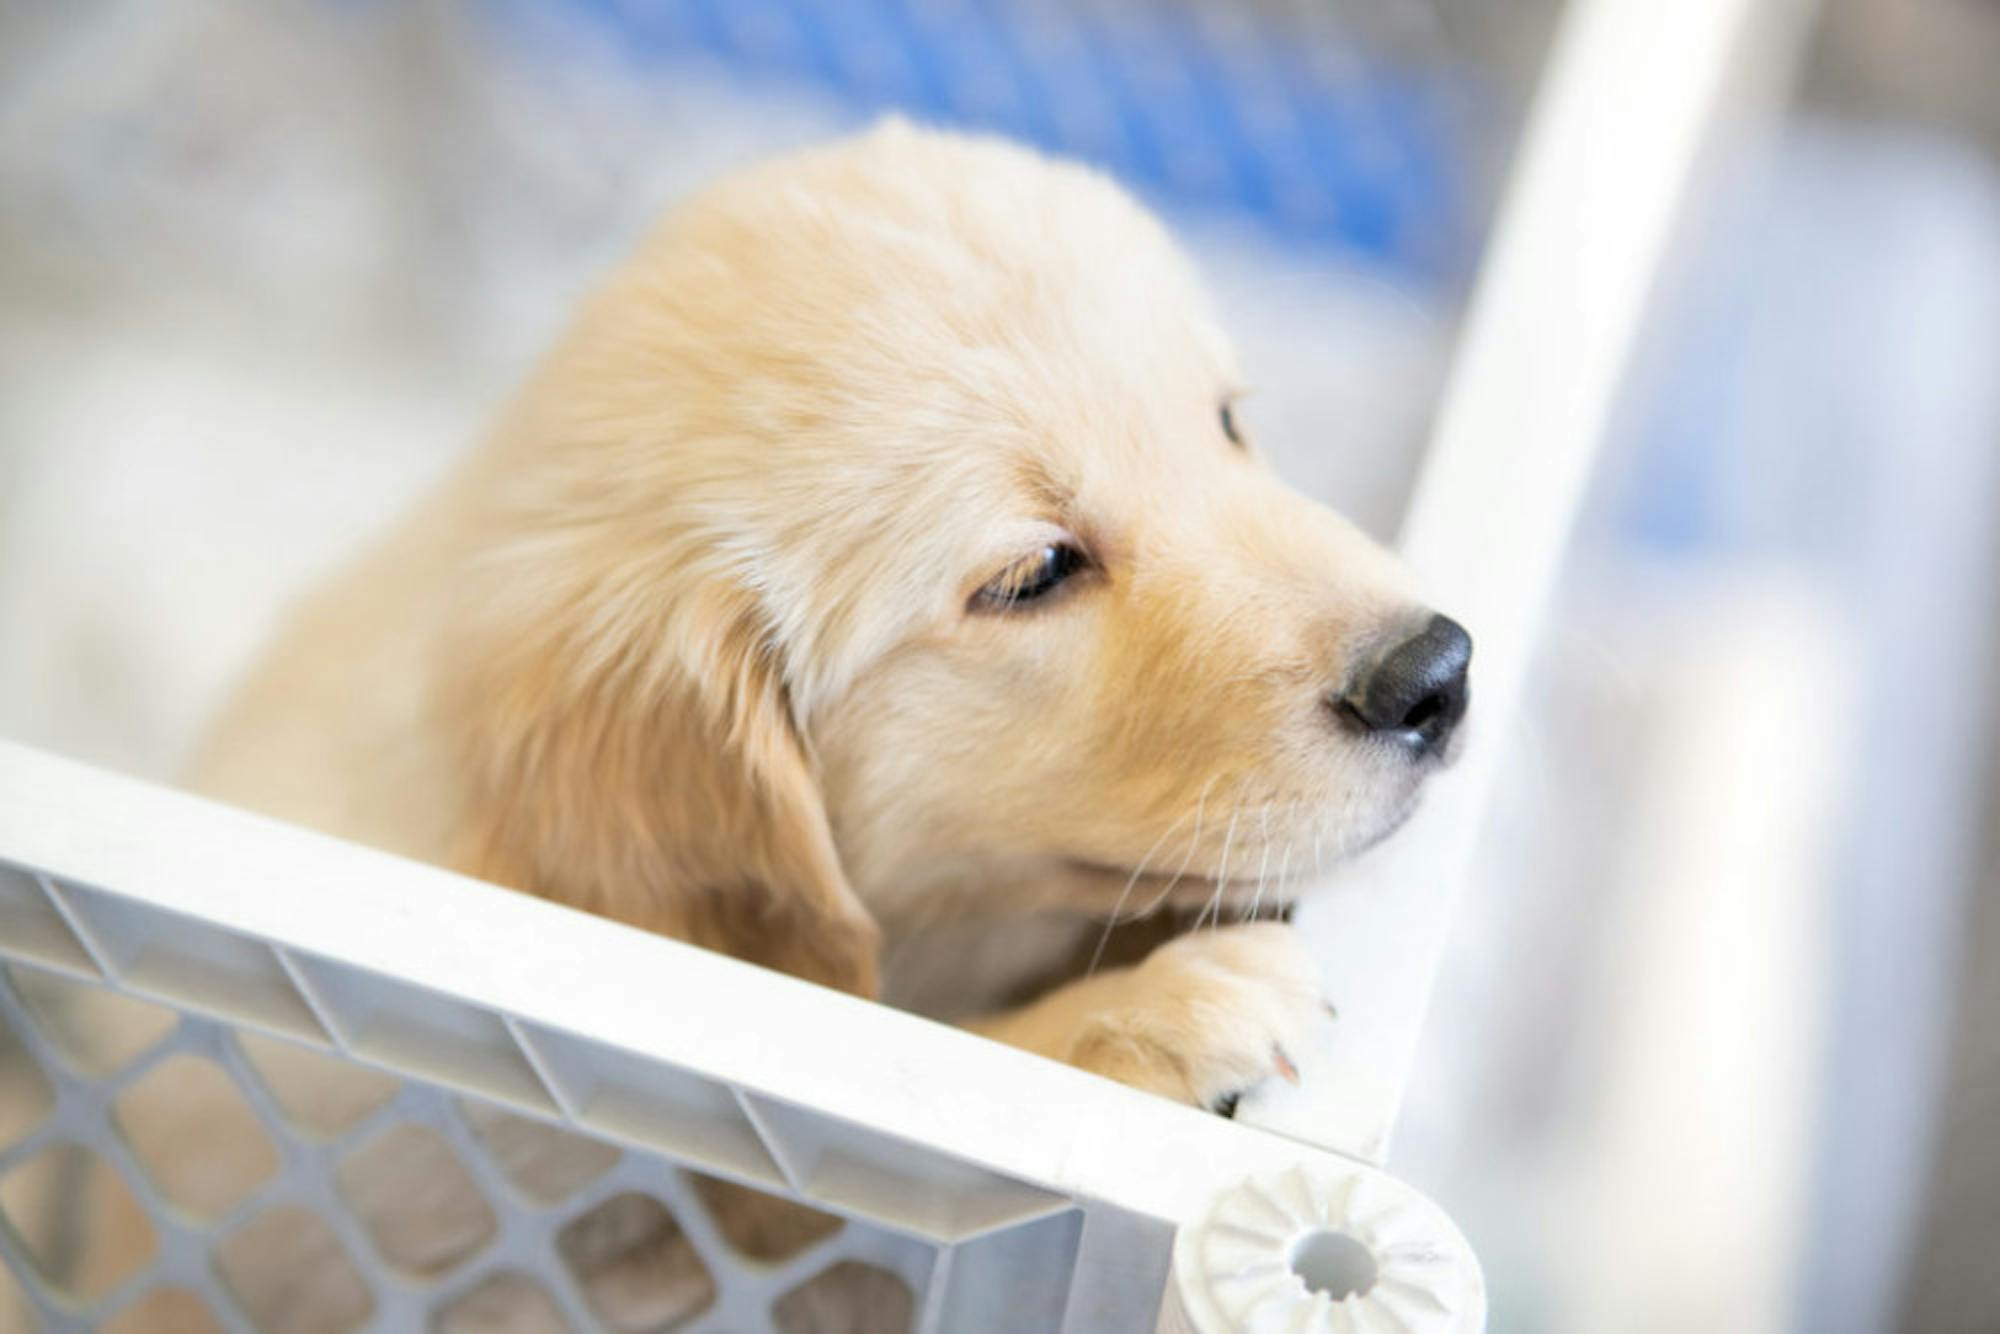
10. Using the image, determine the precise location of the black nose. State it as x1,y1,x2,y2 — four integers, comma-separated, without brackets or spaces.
1337,614,1472,756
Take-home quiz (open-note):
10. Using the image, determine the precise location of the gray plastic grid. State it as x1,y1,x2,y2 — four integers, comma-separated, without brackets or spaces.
0,883,1030,1333
0,967,952,1334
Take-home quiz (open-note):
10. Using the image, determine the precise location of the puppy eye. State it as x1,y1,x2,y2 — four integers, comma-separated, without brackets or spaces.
973,543,1088,612
1219,397,1245,449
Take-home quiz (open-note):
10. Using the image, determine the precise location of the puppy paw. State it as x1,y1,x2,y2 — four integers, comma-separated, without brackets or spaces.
1065,923,1328,1114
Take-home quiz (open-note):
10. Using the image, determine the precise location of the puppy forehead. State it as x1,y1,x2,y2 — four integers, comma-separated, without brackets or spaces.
727,130,1231,378
675,129,1249,567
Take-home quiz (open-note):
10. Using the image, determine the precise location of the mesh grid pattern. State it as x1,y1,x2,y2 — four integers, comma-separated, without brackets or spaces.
0,957,938,1333
498,0,1483,278
0,856,1096,1333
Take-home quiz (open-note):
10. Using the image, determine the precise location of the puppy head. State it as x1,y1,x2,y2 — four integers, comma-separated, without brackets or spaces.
443,122,1467,991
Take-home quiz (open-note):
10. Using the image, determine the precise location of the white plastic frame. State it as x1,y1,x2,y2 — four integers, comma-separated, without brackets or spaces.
1277,0,1817,1161
0,742,1482,1331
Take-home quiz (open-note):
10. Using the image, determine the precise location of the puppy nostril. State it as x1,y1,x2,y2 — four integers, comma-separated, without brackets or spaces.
1337,614,1472,755
1400,690,1445,733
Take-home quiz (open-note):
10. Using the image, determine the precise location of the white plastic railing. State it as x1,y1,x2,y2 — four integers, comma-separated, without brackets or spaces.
0,742,1481,1332
1269,0,1818,1163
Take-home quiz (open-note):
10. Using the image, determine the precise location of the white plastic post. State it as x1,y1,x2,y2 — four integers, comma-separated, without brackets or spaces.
1261,0,1818,1161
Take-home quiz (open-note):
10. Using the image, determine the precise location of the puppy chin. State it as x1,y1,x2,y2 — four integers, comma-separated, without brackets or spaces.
1318,762,1433,866
1045,797,1422,918
1343,790,1423,859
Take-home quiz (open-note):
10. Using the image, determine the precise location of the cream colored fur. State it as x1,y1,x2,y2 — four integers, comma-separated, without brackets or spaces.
175,121,1452,1327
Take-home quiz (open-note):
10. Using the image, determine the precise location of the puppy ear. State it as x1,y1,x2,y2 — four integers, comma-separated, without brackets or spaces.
443,582,880,997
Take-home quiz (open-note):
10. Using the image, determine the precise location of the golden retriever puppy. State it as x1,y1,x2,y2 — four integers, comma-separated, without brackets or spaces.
193,119,1469,1111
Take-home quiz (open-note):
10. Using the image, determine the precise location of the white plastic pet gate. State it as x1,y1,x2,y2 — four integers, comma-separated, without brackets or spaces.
0,0,1807,1328
0,746,1483,1333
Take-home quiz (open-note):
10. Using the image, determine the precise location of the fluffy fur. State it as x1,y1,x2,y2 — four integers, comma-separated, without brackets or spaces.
195,123,1441,1073
47,117,1488,1334
179,122,1457,1323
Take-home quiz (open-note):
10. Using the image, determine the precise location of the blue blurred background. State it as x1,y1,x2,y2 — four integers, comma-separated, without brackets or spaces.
493,0,1477,274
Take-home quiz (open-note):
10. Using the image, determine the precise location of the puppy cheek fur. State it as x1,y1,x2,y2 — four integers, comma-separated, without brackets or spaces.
436,523,882,995
187,120,1430,1007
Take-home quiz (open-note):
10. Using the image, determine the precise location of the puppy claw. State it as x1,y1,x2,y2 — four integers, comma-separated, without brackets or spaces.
1272,1044,1301,1086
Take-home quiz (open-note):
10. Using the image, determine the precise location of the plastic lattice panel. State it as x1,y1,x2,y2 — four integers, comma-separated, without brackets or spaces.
0,747,1488,1333
0,863,1076,1333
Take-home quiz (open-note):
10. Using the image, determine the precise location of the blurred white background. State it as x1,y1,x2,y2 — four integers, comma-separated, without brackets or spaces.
1,2,1996,1330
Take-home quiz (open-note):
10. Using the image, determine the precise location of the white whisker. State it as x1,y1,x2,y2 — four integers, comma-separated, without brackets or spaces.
1245,806,1272,924
1086,799,1198,978
1131,773,1219,922
1198,788,1244,932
